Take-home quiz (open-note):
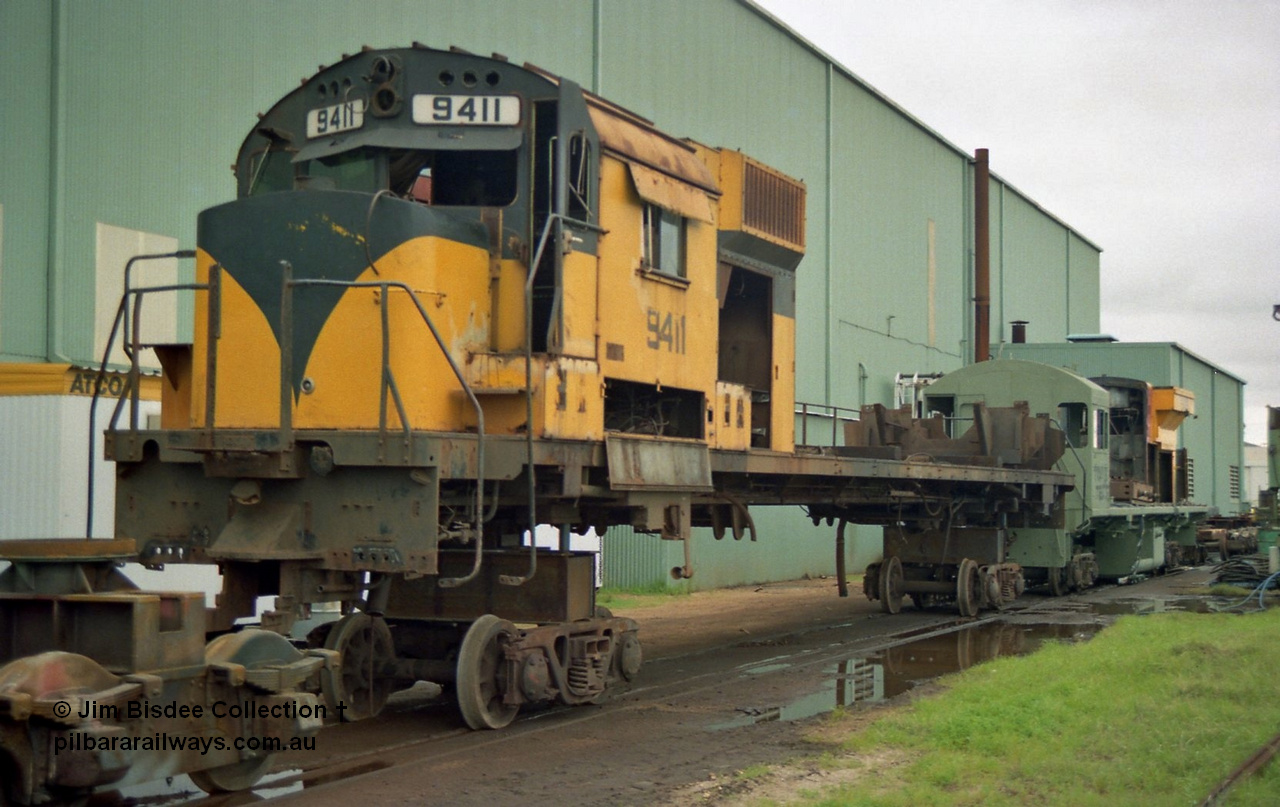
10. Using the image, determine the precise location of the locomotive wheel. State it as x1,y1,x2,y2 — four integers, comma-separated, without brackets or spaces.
878,556,904,614
324,612,395,722
456,614,520,730
189,755,273,794
956,559,981,617
1047,565,1068,597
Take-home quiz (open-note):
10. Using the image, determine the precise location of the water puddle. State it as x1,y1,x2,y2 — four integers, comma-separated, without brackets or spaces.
1088,597,1219,615
87,762,393,806
712,616,1106,730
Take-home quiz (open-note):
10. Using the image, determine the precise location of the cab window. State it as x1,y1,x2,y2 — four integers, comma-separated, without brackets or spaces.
247,147,297,196
389,149,518,206
1093,407,1109,450
642,203,686,278
1057,402,1088,448
292,147,519,207
302,149,383,192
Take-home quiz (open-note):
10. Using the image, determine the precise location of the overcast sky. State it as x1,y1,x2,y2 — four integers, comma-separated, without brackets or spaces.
755,0,1280,446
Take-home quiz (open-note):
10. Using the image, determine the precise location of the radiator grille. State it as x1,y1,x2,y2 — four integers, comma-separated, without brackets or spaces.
742,160,805,249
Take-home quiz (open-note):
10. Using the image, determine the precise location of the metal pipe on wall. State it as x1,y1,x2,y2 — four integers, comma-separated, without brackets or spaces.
974,148,991,362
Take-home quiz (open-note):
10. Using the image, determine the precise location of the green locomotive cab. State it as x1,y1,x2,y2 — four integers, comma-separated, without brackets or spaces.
924,358,1208,588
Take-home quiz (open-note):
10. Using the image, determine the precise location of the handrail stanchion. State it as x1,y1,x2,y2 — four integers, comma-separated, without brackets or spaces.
279,262,294,456
378,282,391,456
205,265,221,435
129,292,143,431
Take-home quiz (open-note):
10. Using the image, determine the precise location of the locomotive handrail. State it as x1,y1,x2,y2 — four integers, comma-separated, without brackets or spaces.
284,272,487,589
87,250,200,539
516,212,608,587
794,401,862,447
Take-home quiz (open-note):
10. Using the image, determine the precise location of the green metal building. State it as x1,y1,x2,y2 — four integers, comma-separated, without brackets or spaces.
2,1,1111,586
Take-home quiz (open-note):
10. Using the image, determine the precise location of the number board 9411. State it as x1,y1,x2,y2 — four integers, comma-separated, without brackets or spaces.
412,94,521,126
306,99,366,139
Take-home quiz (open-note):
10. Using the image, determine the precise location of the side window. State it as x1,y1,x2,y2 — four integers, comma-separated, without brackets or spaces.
642,203,686,278
1093,408,1109,450
1057,402,1088,448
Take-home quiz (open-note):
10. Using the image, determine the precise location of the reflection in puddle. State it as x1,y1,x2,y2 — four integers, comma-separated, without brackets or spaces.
1088,597,1218,615
712,619,1105,730
90,768,305,806
90,758,395,806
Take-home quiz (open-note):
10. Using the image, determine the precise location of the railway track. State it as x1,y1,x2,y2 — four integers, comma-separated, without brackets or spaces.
86,577,1170,807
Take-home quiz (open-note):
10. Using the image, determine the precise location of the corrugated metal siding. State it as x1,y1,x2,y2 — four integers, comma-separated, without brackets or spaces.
830,75,970,408
1211,369,1245,508
1067,231,1100,334
998,189,1070,341
0,395,159,540
602,512,881,591
0,1,53,359
1177,357,1217,506
601,526,670,589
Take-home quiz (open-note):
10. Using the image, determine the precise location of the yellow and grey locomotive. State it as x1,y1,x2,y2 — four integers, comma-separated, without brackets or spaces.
0,46,1075,801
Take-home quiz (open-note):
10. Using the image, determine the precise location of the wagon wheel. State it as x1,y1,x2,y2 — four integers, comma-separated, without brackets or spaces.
0,651,123,802
956,558,981,617
189,755,273,794
456,614,520,730
878,555,904,614
324,612,395,722
1047,565,1068,597
195,630,304,792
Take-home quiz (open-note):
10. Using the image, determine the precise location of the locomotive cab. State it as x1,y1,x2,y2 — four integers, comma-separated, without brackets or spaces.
186,48,604,437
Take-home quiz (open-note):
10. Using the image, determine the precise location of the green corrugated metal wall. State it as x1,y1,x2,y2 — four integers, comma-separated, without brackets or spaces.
1,0,1106,590
0,2,53,358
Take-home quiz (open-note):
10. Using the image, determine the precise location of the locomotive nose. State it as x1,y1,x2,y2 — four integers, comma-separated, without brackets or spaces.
195,189,492,430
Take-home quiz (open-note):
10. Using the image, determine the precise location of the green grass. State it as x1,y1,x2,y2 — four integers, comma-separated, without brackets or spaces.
782,608,1280,807
737,763,773,781
595,580,691,610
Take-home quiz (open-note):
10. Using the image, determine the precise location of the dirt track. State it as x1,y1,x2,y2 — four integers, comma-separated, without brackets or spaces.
94,570,1212,807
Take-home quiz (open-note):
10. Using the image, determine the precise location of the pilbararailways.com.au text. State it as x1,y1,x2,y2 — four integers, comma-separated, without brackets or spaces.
54,731,315,756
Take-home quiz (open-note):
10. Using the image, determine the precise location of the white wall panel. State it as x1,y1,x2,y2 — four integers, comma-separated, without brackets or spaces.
94,223,178,369
0,394,158,540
